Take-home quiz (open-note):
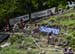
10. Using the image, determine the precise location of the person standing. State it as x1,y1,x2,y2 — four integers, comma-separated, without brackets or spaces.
4,25,10,32
4,16,10,32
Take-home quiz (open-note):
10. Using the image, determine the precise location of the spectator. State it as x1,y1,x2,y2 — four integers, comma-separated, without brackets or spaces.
63,48,68,54
22,22,25,28
31,23,40,37
63,40,69,47
47,32,55,45
33,24,40,33
24,24,30,33
4,25,10,32
19,18,24,29
13,23,19,32
19,23,23,29
68,47,74,54
18,21,25,32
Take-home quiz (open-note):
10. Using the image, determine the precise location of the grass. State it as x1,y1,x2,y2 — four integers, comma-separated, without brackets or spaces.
0,9,75,54
39,9,75,51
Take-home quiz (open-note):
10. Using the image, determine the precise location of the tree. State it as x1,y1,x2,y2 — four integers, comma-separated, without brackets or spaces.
0,0,17,29
26,0,32,22
0,0,71,27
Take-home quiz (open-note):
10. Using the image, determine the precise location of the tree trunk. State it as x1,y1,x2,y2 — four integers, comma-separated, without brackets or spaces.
29,11,32,23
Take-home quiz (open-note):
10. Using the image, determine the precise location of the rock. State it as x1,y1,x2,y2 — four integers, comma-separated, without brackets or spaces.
0,42,11,48
27,47,32,51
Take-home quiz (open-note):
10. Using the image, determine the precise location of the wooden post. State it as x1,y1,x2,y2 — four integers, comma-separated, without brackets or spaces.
6,16,10,26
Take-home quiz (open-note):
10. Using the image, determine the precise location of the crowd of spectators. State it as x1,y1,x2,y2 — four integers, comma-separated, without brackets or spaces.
63,47,74,54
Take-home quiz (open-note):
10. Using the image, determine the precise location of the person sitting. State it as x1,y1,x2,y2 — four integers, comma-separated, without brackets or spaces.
24,24,30,34
18,22,24,32
31,24,40,37
68,47,74,54
63,47,68,54
47,32,55,45
13,23,19,32
63,40,69,47
4,25,10,32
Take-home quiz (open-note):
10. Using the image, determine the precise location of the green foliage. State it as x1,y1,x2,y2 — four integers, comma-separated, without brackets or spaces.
0,0,70,24
0,34,38,54
40,9,75,49
8,34,24,44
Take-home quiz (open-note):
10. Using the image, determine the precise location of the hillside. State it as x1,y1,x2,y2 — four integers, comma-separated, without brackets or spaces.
0,9,75,54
